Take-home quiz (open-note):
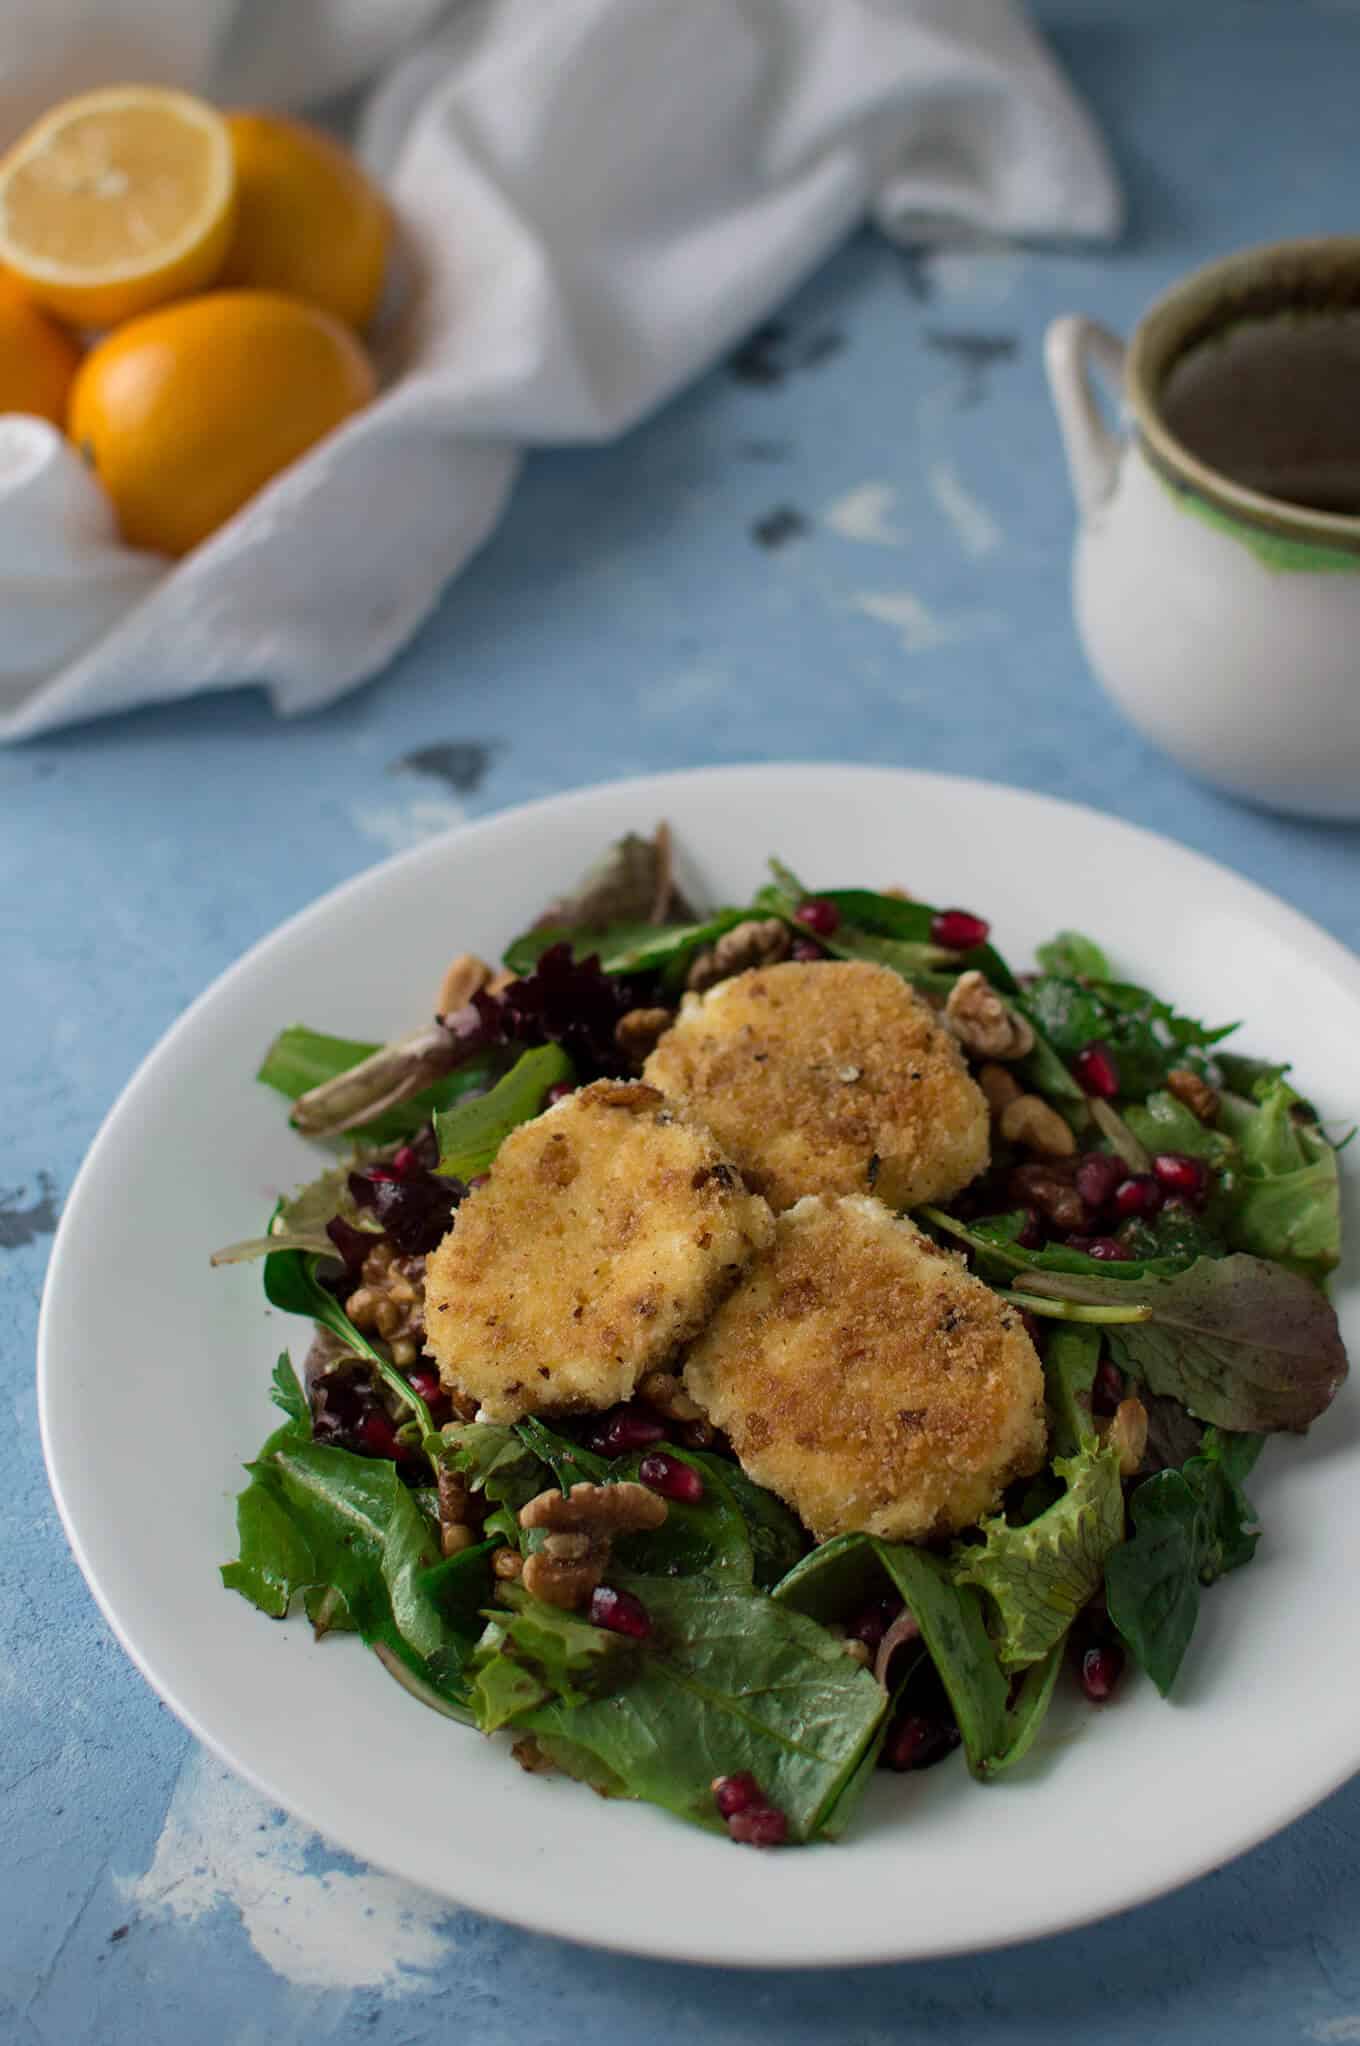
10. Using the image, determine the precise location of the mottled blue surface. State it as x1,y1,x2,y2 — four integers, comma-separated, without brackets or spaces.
6,1,1360,2039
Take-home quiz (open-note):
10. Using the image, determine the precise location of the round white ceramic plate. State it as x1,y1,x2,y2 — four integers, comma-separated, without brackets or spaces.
39,765,1360,1968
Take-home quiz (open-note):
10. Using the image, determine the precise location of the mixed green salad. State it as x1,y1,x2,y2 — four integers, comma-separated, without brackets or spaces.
216,829,1349,1848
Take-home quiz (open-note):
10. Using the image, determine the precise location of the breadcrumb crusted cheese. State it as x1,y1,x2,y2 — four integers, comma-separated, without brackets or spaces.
423,1080,773,1422
682,1195,1048,1542
643,960,990,1213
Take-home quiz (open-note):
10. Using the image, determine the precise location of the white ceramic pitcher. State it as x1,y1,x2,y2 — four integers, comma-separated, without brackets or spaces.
1046,237,1360,820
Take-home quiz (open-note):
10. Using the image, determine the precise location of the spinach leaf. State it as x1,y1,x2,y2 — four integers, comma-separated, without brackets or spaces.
984,1646,1065,1778
1044,1324,1102,1458
1021,976,1235,1099
951,1442,1125,1671
263,1242,437,1446
1034,931,1110,979
771,1530,886,1625
433,1044,573,1180
755,861,1019,994
1018,1254,1348,1433
1106,1430,1262,1694
873,1545,1010,1778
688,1454,808,1589
488,1574,886,1841
257,1025,499,1143
1217,1080,1341,1274
921,1205,1172,1283
611,1448,755,1584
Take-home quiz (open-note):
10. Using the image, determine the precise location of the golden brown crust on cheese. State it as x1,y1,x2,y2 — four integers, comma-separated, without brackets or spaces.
643,960,989,1213
423,1079,772,1421
682,1195,1047,1542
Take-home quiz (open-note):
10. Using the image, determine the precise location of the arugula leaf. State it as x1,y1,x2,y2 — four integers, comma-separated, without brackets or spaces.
1021,975,1235,1099
921,1205,1171,1283
485,1574,885,1841
433,1044,573,1180
257,1025,500,1143
1043,1324,1101,1457
1217,1080,1341,1274
1035,931,1110,979
951,1442,1125,1671
1106,1430,1262,1694
269,1351,310,1428
211,1164,382,1268
514,1418,611,1490
1018,1254,1348,1432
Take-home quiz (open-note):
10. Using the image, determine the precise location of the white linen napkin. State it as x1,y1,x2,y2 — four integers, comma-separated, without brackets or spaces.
0,0,1121,741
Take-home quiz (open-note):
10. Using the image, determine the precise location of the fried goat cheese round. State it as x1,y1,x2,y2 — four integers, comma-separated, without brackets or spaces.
422,1079,773,1422
681,1195,1047,1543
643,958,990,1213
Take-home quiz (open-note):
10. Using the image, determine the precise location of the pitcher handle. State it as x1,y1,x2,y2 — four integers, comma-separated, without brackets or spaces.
1044,316,1127,521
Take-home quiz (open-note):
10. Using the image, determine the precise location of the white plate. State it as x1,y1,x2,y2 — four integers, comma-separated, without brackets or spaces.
39,765,1360,1968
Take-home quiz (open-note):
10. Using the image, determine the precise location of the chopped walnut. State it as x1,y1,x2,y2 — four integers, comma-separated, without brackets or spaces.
944,971,1035,1060
977,1062,1023,1114
520,1480,668,1535
686,917,791,993
346,1241,428,1366
1166,1067,1220,1124
518,1480,669,1610
998,1094,1078,1159
616,1007,674,1064
492,1547,524,1582
1009,1161,1086,1234
436,951,493,1017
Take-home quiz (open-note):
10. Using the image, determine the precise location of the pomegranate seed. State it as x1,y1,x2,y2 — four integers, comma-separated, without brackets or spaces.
1085,1236,1131,1261
406,1367,443,1405
1073,1043,1121,1098
1092,1359,1124,1415
1152,1153,1209,1202
589,1585,652,1638
366,1165,399,1183
638,1451,705,1504
358,1410,399,1458
794,898,840,938
1080,1642,1125,1703
1015,1208,1044,1250
883,1714,962,1773
391,1144,420,1178
589,1405,667,1455
712,1771,763,1819
728,1805,789,1847
1113,1173,1163,1219
791,937,825,962
1075,1152,1123,1211
930,908,990,952
546,1081,575,1105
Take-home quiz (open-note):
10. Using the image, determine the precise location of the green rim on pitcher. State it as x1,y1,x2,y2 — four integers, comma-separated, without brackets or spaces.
1127,235,1360,567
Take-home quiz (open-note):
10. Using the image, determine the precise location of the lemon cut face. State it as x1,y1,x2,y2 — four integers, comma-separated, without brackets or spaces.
0,86,236,326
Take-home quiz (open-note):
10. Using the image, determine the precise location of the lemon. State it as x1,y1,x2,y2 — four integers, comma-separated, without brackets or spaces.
221,112,391,331
69,288,376,557
0,86,235,328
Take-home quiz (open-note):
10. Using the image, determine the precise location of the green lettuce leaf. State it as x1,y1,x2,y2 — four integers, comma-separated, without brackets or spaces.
1217,1080,1341,1274
1034,931,1110,979
433,1044,574,1180
951,1441,1125,1671
1105,1429,1262,1694
479,1574,885,1841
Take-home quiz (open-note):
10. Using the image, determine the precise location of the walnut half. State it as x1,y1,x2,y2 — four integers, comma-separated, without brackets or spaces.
686,918,791,993
517,1480,668,1610
944,971,1035,1061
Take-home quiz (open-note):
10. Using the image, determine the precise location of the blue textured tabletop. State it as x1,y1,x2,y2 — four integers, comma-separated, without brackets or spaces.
6,2,1360,2039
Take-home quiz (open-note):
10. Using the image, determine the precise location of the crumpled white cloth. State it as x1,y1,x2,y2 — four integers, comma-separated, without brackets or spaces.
0,0,1121,741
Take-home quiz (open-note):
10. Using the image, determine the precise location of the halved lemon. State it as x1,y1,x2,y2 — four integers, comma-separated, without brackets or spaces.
0,86,236,328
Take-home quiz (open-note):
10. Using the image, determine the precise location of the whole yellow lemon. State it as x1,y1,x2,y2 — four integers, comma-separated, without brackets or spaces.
221,112,392,332
69,289,376,556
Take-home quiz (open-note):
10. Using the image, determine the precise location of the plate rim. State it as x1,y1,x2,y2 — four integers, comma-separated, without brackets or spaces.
37,760,1360,1968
